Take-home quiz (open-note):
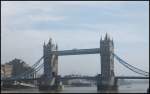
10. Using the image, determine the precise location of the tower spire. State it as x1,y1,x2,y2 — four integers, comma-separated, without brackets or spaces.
44,41,45,46
107,34,110,40
48,37,52,44
105,33,108,40
112,38,114,46
56,43,58,50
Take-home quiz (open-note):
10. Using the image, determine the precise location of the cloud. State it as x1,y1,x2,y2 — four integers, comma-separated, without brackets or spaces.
2,1,148,31
2,1,148,18
29,15,65,22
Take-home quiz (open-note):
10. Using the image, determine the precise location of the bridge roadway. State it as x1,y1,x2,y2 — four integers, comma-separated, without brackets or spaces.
60,76,149,81
115,76,149,79
2,76,149,81
52,48,100,56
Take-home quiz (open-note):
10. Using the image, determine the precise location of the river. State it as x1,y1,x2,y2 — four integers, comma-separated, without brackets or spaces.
1,80,149,93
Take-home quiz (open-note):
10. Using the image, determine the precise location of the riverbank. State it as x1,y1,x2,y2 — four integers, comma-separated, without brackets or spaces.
1,84,36,90
1,82,148,93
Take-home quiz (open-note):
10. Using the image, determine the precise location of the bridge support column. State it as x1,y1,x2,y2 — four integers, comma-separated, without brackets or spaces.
97,34,117,91
38,38,62,90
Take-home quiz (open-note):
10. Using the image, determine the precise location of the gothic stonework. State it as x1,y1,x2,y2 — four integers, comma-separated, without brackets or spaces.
38,38,59,90
99,33,115,90
43,38,58,78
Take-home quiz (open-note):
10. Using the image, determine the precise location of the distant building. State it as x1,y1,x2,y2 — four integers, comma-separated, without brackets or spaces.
1,65,4,79
1,64,13,78
2,58,35,79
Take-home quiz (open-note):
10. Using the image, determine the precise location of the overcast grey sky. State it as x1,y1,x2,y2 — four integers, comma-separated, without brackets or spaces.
1,1,149,76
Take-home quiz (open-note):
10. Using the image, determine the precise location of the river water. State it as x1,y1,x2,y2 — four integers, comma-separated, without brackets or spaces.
1,80,149,93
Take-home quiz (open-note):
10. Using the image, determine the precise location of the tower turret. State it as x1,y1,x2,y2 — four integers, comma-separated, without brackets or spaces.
56,44,58,50
48,38,52,45
105,33,108,40
100,35,102,42
112,38,114,46
44,41,46,47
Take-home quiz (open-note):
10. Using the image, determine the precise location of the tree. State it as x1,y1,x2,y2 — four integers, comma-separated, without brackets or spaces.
7,58,35,78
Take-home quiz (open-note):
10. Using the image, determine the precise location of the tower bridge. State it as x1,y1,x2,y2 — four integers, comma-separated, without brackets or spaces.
1,34,149,91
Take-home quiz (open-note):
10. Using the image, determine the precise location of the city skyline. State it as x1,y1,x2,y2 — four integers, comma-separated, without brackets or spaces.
1,1,149,76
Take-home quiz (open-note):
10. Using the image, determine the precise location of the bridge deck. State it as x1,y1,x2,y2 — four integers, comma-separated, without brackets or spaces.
2,76,149,81
52,48,100,56
115,76,149,79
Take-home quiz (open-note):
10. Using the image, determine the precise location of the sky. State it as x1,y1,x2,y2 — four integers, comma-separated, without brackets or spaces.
1,1,149,76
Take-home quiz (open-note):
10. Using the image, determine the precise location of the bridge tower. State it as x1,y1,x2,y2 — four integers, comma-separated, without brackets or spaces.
98,33,115,90
43,38,58,79
38,38,59,90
